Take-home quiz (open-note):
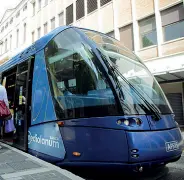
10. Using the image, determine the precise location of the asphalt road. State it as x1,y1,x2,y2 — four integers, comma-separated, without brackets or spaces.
72,153,184,180
158,153,184,180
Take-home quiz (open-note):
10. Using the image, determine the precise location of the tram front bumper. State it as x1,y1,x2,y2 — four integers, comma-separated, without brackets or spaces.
126,127,183,163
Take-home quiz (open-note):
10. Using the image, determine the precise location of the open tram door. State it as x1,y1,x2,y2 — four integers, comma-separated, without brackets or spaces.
1,57,34,151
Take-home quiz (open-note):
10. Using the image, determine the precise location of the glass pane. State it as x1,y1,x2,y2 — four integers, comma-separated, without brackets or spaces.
44,23,48,34
84,30,172,114
164,20,184,41
51,18,55,30
139,17,156,34
120,24,134,51
100,0,111,6
76,0,85,20
106,31,114,38
66,4,73,25
87,0,98,14
14,62,28,148
59,13,64,26
45,28,118,119
161,4,184,27
141,30,157,48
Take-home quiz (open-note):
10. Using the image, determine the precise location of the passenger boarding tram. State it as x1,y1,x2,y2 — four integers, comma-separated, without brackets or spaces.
0,26,183,173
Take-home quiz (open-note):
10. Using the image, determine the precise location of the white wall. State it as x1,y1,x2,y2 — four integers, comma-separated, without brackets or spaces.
0,0,183,75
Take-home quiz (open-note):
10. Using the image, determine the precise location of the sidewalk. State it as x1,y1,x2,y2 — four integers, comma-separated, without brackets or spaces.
0,142,83,180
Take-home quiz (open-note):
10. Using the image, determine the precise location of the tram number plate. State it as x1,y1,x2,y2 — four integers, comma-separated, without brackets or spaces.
165,141,179,152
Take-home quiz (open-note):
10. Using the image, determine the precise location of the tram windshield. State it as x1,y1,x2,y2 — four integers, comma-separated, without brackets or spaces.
83,30,172,114
45,28,120,119
45,28,172,119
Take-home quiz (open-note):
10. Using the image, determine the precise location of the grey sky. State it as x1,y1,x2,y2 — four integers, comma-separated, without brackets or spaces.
0,0,21,20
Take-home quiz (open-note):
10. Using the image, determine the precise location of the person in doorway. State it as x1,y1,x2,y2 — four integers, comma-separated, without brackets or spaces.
0,83,9,149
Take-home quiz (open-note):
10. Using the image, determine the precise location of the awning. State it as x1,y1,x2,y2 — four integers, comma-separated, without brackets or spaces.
144,53,184,84
154,69,184,84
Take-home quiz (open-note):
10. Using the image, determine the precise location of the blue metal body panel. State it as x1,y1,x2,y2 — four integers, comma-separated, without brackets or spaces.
56,154,181,173
31,50,56,125
60,126,128,162
28,148,61,163
28,122,66,159
62,115,150,131
147,114,176,130
126,128,183,163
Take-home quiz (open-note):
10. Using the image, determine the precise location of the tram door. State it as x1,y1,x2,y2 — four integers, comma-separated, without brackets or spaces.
13,59,33,150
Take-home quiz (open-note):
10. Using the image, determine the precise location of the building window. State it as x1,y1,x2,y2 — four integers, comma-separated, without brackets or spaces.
24,23,27,43
1,27,4,33
139,16,157,48
10,18,13,24
33,2,36,16
51,17,55,30
16,11,20,18
10,35,12,50
45,0,48,6
66,4,73,25
87,0,97,14
0,42,3,55
106,31,114,38
161,4,184,42
76,0,84,20
120,24,134,51
38,0,42,10
37,27,41,38
59,12,64,26
44,22,48,34
32,31,35,43
100,0,111,6
5,23,8,29
5,39,8,52
23,3,27,11
16,29,19,47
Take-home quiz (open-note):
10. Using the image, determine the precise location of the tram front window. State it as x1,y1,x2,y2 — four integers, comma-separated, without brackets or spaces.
83,30,172,115
45,28,119,119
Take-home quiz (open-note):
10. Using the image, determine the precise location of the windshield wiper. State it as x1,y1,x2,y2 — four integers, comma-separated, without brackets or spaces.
113,66,161,121
98,51,135,115
98,50,161,121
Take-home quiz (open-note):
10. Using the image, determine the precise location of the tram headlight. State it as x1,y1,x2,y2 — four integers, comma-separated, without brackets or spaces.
135,118,142,126
117,120,122,125
123,119,130,126
117,118,142,127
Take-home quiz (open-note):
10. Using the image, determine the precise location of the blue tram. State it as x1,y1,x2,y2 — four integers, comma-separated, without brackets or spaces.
0,26,183,173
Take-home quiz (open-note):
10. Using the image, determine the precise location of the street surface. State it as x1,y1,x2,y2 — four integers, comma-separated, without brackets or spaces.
74,153,184,180
159,153,184,180
0,143,83,180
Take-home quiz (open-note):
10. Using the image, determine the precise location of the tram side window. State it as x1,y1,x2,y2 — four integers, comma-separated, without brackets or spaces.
45,28,119,118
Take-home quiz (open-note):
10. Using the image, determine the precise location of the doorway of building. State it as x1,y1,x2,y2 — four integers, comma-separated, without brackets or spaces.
167,93,184,126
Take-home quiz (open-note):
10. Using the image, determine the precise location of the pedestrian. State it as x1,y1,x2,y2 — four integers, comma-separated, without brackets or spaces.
0,83,10,149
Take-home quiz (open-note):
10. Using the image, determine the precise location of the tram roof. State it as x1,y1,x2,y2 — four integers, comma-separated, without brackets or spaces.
0,26,70,73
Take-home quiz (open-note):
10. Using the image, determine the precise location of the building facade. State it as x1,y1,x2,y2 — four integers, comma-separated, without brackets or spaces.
0,0,184,124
